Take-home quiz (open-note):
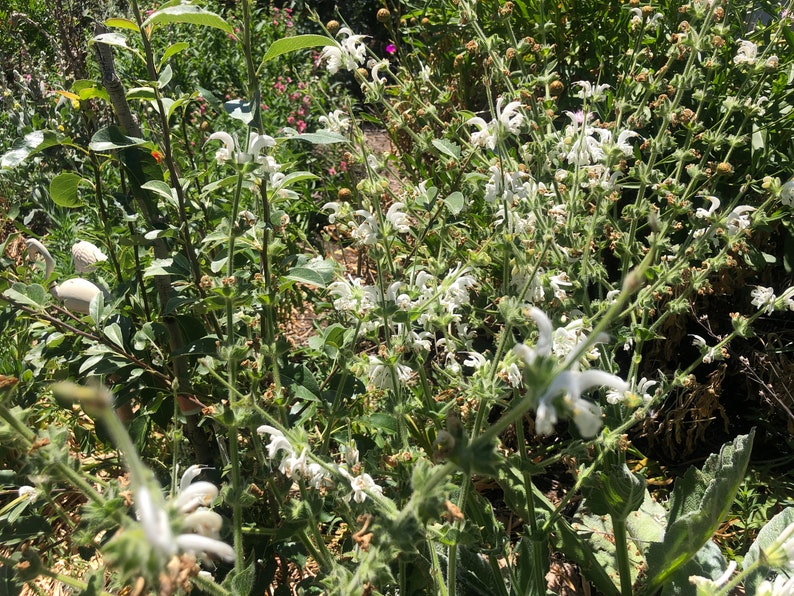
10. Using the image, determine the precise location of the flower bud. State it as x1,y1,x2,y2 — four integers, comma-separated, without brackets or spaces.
326,20,340,35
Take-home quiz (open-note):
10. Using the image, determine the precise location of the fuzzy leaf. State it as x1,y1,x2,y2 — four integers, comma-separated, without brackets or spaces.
743,507,794,593
645,431,754,593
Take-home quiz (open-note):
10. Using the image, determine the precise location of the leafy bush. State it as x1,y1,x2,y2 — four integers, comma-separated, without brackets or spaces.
0,0,793,594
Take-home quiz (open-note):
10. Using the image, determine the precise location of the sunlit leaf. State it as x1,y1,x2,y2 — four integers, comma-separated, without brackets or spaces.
142,5,232,34
259,34,334,65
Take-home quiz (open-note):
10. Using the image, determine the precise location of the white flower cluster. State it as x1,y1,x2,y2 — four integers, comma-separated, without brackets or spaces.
257,426,331,489
513,307,628,437
135,465,235,565
751,285,794,314
467,96,525,150
318,109,351,134
256,427,383,504
320,28,367,75
558,109,639,166
205,130,275,166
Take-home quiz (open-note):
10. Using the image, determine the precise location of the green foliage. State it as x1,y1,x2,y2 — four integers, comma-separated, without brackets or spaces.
0,0,792,594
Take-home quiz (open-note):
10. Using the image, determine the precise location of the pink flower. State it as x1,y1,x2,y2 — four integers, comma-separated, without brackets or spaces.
386,43,397,55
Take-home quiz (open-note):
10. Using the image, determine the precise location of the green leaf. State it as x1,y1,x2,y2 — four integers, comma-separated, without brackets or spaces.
582,462,645,520
645,431,755,593
91,32,131,50
1,131,65,168
89,126,148,151
661,541,727,596
105,17,139,32
743,508,794,593
158,64,173,88
575,490,667,592
142,5,232,34
159,42,190,68
432,138,461,160
141,180,175,203
127,87,156,101
49,172,90,208
221,560,255,594
281,267,327,289
73,80,110,102
444,191,465,215
497,458,619,595
103,323,124,348
259,34,334,65
3,286,47,310
279,128,347,145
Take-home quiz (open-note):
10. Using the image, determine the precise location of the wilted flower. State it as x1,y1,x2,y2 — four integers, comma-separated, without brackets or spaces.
18,485,38,502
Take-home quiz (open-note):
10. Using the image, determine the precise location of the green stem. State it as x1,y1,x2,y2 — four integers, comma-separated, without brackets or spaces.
612,517,633,596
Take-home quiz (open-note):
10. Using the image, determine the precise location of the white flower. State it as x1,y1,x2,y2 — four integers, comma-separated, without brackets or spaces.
689,560,737,593
615,130,640,155
724,205,755,234
467,116,496,150
695,195,721,219
327,276,379,315
734,39,757,65
496,97,524,135
175,481,218,513
629,7,663,30
386,202,411,233
175,533,236,563
205,130,275,165
505,363,522,387
690,334,717,364
257,425,294,459
341,471,384,503
751,286,777,314
321,27,367,74
369,59,389,85
182,509,223,539
351,209,379,245
318,109,350,134
322,201,341,223
575,80,611,100
135,485,177,558
368,356,413,391
514,307,628,437
18,485,38,502
606,376,657,406
537,369,628,437
463,351,488,369
549,272,573,300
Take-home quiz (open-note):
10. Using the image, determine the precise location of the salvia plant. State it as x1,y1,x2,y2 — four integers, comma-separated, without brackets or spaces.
0,0,793,594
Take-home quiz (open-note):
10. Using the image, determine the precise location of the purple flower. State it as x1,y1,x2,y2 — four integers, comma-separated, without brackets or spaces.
386,43,397,55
